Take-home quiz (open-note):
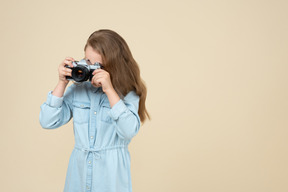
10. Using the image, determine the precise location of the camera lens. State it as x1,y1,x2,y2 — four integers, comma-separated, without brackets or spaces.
76,69,83,77
71,66,89,82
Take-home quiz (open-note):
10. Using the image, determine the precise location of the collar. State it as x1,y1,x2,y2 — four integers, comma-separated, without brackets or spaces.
74,81,102,93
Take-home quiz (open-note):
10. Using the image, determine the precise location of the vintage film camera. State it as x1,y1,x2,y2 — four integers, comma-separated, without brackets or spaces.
65,59,103,82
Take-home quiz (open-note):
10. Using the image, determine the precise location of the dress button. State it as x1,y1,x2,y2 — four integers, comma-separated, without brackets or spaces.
88,161,91,164
90,136,94,139
94,111,97,115
80,104,84,107
86,186,90,190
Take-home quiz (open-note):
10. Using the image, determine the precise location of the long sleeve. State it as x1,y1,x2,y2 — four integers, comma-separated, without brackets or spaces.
39,84,74,129
108,91,141,140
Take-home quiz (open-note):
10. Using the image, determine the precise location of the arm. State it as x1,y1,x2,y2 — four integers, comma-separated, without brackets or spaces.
39,82,74,129
91,68,141,140
39,57,75,129
107,90,141,140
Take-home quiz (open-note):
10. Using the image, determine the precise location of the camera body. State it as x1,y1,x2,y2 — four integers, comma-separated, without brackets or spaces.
65,59,103,82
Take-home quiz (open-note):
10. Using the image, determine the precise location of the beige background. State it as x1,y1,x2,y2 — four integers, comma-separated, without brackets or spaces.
0,0,287,191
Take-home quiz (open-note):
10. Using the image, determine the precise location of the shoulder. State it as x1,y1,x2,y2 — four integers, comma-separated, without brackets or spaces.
124,91,140,102
122,91,140,111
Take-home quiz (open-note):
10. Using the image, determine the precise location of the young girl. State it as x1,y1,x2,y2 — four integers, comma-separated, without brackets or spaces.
39,29,150,192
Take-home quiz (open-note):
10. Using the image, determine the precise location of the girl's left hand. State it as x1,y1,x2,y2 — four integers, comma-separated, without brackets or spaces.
91,69,114,93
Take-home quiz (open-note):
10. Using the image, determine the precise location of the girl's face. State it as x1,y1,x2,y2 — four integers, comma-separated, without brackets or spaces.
85,45,103,65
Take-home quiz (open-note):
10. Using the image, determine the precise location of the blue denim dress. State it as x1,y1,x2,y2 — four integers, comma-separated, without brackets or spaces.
39,81,141,192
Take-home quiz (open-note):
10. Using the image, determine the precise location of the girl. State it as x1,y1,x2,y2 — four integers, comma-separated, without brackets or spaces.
39,29,150,192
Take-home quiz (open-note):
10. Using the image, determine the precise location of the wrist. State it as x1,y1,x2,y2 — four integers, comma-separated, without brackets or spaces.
105,88,121,108
52,80,69,98
58,80,69,87
105,87,116,95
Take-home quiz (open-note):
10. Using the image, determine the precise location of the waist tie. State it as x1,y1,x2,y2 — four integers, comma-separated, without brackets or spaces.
74,145,128,160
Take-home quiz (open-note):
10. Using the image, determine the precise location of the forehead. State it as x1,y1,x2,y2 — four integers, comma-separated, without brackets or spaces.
85,45,103,63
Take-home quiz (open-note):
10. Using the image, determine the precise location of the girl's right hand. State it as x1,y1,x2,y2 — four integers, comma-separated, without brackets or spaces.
58,57,75,84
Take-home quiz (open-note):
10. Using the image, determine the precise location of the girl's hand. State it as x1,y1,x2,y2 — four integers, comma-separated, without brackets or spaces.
91,69,114,93
58,57,75,84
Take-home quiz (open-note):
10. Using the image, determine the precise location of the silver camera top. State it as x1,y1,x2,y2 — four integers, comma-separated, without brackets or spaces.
72,59,102,70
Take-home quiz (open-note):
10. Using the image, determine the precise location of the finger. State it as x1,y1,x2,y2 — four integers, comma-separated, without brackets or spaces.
92,70,99,75
92,76,103,86
91,80,101,87
93,74,104,79
92,69,105,75
91,76,99,86
65,68,72,76
91,74,97,81
95,79,102,86
65,57,75,61
63,60,74,68
93,76,101,84
62,68,72,76
63,67,72,72
64,60,73,65
62,71,71,77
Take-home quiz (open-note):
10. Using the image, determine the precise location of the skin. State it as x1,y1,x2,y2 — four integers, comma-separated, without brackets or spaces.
52,45,120,108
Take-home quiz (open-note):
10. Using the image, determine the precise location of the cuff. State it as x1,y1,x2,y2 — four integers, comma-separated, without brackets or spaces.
46,91,64,108
108,99,129,121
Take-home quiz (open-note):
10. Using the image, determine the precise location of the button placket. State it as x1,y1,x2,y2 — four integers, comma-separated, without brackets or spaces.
85,89,103,192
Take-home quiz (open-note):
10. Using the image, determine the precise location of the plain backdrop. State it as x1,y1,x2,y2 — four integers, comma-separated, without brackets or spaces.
0,0,287,191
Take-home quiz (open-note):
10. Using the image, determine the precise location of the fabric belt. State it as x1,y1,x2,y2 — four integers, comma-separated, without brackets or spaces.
74,145,128,160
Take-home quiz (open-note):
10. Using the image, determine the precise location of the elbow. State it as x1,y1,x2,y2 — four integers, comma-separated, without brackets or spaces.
117,127,139,141
39,119,59,129
116,115,141,140
39,113,60,129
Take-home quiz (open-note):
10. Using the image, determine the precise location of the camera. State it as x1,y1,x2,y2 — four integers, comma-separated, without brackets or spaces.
65,59,103,82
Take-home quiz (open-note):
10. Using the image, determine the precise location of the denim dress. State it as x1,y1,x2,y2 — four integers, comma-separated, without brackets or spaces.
39,81,141,192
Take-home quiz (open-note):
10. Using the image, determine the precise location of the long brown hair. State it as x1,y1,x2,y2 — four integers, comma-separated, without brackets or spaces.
84,29,150,123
